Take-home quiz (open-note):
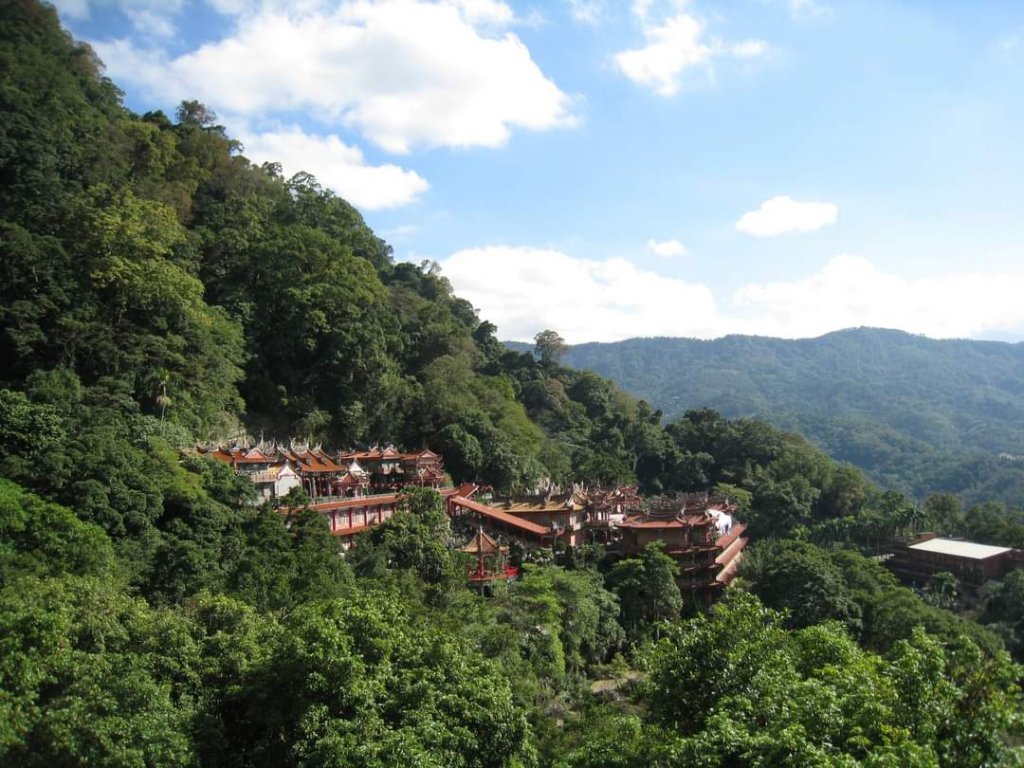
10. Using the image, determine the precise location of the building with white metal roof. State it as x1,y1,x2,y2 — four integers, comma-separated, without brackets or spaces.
908,538,1012,560
888,535,1020,586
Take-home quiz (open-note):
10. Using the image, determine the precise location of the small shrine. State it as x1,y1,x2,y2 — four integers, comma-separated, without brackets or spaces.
461,528,518,585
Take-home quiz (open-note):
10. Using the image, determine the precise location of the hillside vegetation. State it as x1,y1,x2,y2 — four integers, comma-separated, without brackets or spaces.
557,329,1024,505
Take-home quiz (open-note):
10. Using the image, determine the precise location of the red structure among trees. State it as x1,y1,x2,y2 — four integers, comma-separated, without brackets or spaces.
462,528,519,585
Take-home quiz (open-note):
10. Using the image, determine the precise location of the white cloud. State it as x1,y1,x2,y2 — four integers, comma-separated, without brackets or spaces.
205,0,514,22
789,0,829,19
440,245,727,343
93,0,575,154
441,247,1024,344
731,39,768,58
997,30,1022,55
49,0,91,19
647,238,686,257
450,0,516,25
240,127,428,209
614,8,767,96
631,0,653,21
733,255,1024,339
566,0,604,25
124,8,178,38
735,195,838,236
51,0,185,35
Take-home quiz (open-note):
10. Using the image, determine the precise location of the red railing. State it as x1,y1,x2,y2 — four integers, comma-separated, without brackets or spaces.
467,565,519,582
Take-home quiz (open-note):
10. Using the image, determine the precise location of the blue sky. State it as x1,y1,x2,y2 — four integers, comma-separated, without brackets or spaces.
52,0,1024,343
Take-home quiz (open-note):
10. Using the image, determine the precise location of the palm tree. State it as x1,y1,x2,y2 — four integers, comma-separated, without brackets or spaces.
147,367,172,421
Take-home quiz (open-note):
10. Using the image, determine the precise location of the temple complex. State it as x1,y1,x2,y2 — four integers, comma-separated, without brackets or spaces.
198,442,747,599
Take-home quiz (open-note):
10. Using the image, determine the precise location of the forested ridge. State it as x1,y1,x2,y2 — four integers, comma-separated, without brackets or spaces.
2,2,1023,765
548,329,1024,506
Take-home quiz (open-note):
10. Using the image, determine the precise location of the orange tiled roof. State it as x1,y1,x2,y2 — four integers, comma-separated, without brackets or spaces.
449,495,551,537
337,472,369,487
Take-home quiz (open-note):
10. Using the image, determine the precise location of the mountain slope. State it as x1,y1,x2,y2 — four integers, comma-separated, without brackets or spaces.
556,328,1024,504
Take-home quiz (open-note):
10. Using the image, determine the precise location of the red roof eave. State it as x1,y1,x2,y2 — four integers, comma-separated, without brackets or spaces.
449,495,551,537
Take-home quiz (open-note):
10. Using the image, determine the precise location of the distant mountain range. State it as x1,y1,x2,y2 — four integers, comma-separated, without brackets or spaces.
509,328,1024,507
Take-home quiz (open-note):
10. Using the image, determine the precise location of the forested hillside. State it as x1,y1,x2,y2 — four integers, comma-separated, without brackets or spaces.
2,3,1022,765
556,329,1024,505
0,0,669,497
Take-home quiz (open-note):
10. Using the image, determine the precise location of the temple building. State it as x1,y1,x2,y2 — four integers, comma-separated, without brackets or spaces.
198,441,447,502
300,494,403,547
587,486,643,543
447,485,597,547
448,490,556,546
250,463,301,504
617,493,748,601
338,445,447,493
485,488,591,547
278,447,347,499
205,446,276,474
335,459,371,497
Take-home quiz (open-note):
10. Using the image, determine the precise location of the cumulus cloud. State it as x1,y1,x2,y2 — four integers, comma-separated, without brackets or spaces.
614,7,767,96
440,247,1024,344
93,0,574,154
733,255,1024,339
735,195,838,236
240,127,428,209
647,238,686,257
440,246,726,343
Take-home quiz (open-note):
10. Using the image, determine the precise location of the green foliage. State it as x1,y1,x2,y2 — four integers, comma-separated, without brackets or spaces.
607,543,682,636
0,478,113,582
561,591,1023,768
350,488,456,586
980,569,1024,659
739,539,862,632
514,566,624,676
534,330,569,366
923,571,959,610
228,506,352,613
248,593,532,767
0,575,197,766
